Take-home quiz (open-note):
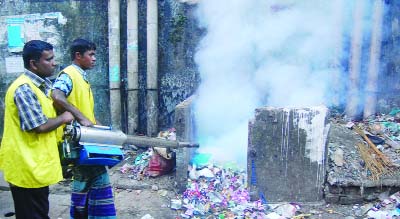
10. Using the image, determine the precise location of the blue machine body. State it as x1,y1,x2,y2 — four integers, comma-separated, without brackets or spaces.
78,144,124,166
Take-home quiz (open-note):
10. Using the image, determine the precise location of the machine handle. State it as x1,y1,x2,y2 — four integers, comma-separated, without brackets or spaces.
92,125,112,130
178,142,200,148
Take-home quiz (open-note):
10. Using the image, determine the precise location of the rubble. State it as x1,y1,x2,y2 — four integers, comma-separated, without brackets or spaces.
326,110,400,204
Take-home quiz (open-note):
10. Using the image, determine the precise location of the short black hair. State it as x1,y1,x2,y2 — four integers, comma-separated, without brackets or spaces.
23,40,53,69
70,38,96,61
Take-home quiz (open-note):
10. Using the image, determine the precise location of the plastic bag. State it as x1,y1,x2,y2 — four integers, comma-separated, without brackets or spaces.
146,150,175,177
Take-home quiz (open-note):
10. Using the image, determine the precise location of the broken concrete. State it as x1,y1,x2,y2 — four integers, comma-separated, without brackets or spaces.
325,122,400,204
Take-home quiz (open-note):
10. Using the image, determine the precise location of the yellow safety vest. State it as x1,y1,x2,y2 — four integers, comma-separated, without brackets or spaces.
0,74,62,188
61,65,96,123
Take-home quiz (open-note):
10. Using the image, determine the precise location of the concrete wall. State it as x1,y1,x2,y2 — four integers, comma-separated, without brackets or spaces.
3,1,400,137
157,1,201,130
173,95,196,192
0,0,202,136
378,1,400,113
248,106,330,202
133,0,201,133
121,0,201,134
0,0,110,136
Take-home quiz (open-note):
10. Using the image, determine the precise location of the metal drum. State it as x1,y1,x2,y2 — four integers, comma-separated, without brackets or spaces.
78,125,127,146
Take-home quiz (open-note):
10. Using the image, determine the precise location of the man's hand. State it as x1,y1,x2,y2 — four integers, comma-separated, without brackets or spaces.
79,117,94,127
60,111,74,123
52,89,93,126
33,111,75,133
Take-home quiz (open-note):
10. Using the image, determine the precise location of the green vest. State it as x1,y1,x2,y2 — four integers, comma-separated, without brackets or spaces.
0,74,62,188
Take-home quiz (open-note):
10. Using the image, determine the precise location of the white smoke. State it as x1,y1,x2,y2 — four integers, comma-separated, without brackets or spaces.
193,0,356,166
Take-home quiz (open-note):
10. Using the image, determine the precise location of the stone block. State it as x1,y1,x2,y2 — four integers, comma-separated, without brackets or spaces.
248,106,330,202
339,195,364,204
174,95,196,192
328,185,344,194
343,186,362,196
325,194,340,203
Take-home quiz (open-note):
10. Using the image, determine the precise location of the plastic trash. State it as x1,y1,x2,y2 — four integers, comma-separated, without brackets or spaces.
192,153,212,168
140,214,154,219
265,212,285,219
366,134,385,145
171,199,182,210
274,203,297,218
367,209,389,219
389,108,400,116
197,167,215,178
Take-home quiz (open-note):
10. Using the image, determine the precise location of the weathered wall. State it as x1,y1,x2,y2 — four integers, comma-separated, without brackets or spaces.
0,0,110,136
130,0,201,134
118,0,201,134
378,1,400,113
2,1,400,137
0,0,202,136
157,0,201,130
248,106,330,202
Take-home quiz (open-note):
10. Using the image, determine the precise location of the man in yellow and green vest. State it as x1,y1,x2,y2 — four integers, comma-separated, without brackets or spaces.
51,38,116,218
0,40,74,218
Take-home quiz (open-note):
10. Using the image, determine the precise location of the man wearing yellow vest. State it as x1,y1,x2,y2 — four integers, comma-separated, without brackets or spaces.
51,38,116,218
0,40,74,218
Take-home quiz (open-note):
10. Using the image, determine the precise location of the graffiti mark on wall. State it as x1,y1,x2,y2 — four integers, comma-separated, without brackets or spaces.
0,12,67,74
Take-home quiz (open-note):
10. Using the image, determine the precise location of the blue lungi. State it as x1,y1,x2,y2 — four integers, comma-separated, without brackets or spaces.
70,172,116,219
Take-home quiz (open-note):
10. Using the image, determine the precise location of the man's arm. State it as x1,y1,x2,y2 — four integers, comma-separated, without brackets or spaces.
51,89,94,126
33,111,74,133
14,84,74,133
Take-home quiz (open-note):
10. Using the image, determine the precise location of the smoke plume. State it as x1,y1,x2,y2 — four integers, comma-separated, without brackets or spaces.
193,0,372,166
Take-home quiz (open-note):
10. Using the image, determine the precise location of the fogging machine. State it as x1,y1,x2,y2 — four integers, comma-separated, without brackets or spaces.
59,123,199,166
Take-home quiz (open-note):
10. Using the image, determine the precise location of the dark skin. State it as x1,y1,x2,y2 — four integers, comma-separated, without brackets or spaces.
27,50,74,133
52,89,93,126
51,50,99,126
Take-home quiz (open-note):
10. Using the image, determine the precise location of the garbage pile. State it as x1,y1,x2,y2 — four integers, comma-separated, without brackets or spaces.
173,162,267,218
120,148,152,180
120,148,308,218
327,108,400,185
353,108,400,167
120,128,177,179
347,109,400,180
364,191,400,219
169,154,311,219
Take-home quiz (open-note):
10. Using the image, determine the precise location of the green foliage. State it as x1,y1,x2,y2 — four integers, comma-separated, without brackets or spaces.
169,13,187,44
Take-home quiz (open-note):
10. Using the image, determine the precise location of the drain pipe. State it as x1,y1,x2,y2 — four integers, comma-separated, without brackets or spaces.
127,0,139,134
108,0,122,130
363,0,384,119
345,1,364,120
146,0,158,136
331,0,344,107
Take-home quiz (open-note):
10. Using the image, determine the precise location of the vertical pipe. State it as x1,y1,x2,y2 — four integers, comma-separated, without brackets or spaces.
146,0,158,136
127,0,139,134
364,0,384,119
331,0,344,107
109,0,122,130
345,1,364,120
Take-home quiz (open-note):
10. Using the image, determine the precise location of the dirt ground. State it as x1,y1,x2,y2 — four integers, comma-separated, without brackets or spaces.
0,153,389,219
106,156,371,219
109,164,373,219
